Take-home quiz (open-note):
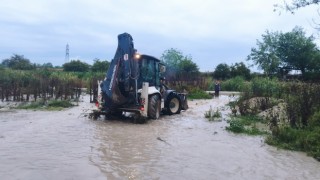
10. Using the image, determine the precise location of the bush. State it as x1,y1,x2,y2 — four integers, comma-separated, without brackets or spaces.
251,77,282,98
17,100,73,110
221,76,248,91
309,111,320,128
204,106,222,121
283,82,320,127
226,116,267,135
18,101,46,109
48,100,73,108
226,119,245,133
188,88,212,99
266,126,320,159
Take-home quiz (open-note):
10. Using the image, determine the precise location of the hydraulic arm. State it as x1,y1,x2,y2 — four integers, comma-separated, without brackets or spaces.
100,33,139,113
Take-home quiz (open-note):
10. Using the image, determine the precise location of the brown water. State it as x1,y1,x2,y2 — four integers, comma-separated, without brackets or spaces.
1,95,320,180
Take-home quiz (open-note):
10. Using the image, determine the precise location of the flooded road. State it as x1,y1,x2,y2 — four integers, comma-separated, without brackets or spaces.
1,95,320,180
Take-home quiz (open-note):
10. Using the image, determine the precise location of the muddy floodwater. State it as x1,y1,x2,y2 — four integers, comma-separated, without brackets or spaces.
1,95,320,180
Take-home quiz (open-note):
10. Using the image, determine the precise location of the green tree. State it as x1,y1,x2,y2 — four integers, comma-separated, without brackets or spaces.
248,27,320,77
213,63,231,80
161,48,199,77
309,52,320,72
42,62,53,68
277,27,318,75
91,59,110,72
63,60,90,72
179,57,199,74
161,48,184,72
247,30,281,76
1,54,35,70
230,62,251,80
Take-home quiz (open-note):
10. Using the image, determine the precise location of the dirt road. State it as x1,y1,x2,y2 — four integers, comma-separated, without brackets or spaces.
0,95,319,180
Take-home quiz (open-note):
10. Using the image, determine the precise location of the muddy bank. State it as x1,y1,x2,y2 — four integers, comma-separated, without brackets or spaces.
0,95,319,180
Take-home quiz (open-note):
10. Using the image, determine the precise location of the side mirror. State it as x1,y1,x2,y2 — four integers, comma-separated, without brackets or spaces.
159,64,166,73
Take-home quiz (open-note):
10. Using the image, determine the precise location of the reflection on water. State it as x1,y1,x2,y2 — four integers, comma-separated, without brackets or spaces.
0,95,319,180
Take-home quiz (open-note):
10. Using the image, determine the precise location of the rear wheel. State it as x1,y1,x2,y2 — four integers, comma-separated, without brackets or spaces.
180,94,188,110
148,94,161,119
165,93,181,115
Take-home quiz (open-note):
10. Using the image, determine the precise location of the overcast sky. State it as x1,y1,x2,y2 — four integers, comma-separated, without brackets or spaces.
0,0,319,71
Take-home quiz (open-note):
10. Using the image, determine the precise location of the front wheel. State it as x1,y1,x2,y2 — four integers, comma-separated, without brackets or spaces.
165,93,181,115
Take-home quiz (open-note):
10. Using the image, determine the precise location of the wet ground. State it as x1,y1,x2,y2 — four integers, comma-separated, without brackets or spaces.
1,95,320,180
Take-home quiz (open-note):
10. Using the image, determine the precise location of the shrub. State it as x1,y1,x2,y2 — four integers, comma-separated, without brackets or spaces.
48,100,73,108
204,106,222,121
188,88,211,99
221,76,248,91
308,111,320,129
266,126,320,159
226,119,245,133
18,101,46,109
17,100,73,110
251,77,282,98
226,116,267,135
283,82,320,127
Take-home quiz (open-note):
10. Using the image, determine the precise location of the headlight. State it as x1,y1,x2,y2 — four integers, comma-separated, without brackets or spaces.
134,53,141,60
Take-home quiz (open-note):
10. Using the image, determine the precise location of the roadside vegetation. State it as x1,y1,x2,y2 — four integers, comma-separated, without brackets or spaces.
226,116,268,135
188,88,212,99
204,106,222,121
224,77,320,160
217,22,320,160
18,99,74,111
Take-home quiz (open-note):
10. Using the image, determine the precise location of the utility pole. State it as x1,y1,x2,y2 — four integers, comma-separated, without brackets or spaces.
65,43,69,63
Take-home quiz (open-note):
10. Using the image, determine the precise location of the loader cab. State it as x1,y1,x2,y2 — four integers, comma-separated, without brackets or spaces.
137,54,164,89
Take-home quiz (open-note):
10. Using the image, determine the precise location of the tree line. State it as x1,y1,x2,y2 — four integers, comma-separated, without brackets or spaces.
1,54,110,73
2,5,320,83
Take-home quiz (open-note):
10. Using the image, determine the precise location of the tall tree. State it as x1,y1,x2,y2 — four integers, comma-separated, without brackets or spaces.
213,63,231,80
91,59,110,72
42,62,53,68
179,57,199,74
277,27,318,75
161,48,199,78
161,48,184,72
1,54,35,70
63,60,90,72
230,62,251,80
247,30,281,76
247,27,319,77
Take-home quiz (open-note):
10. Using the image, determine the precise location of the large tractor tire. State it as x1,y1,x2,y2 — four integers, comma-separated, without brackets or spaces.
165,93,181,115
148,94,161,119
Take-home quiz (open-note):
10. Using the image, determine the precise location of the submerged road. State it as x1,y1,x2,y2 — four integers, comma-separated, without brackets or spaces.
0,95,319,180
